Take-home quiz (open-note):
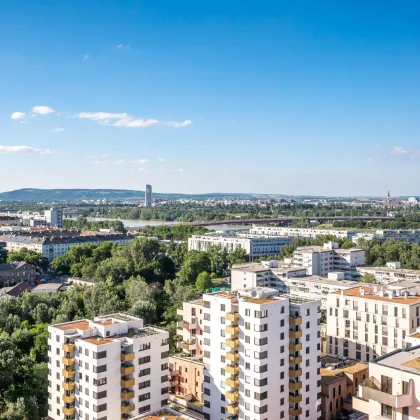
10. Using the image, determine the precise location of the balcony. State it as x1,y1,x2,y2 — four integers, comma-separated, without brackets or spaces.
121,403,135,413
226,390,239,402
121,378,135,387
290,356,302,364
226,351,239,362
178,320,189,329
289,317,302,326
62,369,75,378
226,365,239,375
289,330,303,339
356,380,414,409
62,343,75,352
121,352,135,362
289,368,302,378
226,325,239,336
289,382,302,391
289,394,302,404
62,407,75,416
62,357,75,366
121,365,135,375
62,381,75,391
226,377,239,388
226,339,239,349
179,340,196,351
226,312,239,322
62,394,75,403
289,407,302,416
289,343,302,352
226,405,239,415
121,391,135,401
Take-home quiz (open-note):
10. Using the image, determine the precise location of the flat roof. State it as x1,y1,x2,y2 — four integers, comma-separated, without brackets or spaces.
358,265,420,276
55,320,90,331
376,346,420,375
340,286,420,304
32,283,63,292
287,276,360,288
232,263,270,272
82,337,116,346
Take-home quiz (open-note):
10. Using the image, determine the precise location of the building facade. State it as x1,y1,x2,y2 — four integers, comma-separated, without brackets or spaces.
145,185,152,208
0,261,36,287
357,262,420,284
45,208,63,228
326,286,420,362
47,313,169,420
201,288,322,420
188,234,291,259
249,226,356,240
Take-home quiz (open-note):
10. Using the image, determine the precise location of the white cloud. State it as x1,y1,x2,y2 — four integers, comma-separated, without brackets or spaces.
163,120,192,128
77,112,128,121
390,146,408,155
0,145,52,154
113,117,159,128
76,111,192,129
137,158,150,164
51,127,64,132
32,106,55,115
114,159,125,165
138,167,145,172
11,112,26,120
92,160,108,165
158,158,165,162
116,44,130,49
83,54,89,60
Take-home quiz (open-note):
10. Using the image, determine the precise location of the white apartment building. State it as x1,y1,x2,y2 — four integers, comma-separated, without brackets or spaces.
326,286,420,363
201,288,322,420
250,226,356,240
353,345,420,419
292,242,365,279
231,262,360,309
176,298,204,357
47,313,169,420
45,208,63,228
353,229,420,244
357,262,420,284
0,233,134,260
188,234,291,259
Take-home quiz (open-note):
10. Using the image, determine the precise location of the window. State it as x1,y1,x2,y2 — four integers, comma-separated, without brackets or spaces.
93,365,107,373
254,310,268,318
220,316,225,324
245,309,250,316
204,313,211,321
254,377,268,386
93,391,107,399
254,405,268,414
245,389,250,397
85,349,89,356
254,351,268,359
254,324,268,332
255,364,268,373
93,378,107,386
204,388,211,396
139,343,151,351
161,363,168,371
139,380,151,389
93,403,107,412
139,368,151,377
245,335,250,343
245,322,250,330
221,304,225,311
93,351,107,359
255,337,268,346
254,391,268,400
204,301,210,308
139,392,151,402
139,356,151,365
138,405,151,414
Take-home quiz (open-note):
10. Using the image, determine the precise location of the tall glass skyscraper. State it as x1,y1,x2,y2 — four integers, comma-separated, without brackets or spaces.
145,184,152,207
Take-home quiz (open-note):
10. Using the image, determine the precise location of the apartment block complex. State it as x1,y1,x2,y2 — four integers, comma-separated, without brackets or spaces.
47,313,169,420
231,262,360,309
249,226,356,240
353,346,420,419
353,229,420,244
188,234,291,259
0,232,134,260
201,287,322,420
292,242,365,279
357,262,420,284
326,286,420,362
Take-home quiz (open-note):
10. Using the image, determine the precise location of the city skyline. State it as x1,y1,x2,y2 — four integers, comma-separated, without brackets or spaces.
1,1,420,195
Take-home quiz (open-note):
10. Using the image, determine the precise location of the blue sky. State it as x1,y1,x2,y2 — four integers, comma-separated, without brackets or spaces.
1,0,420,196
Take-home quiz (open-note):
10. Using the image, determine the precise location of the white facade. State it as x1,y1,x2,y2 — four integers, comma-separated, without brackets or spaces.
250,225,356,240
357,264,420,284
353,229,420,244
231,262,360,309
292,243,365,280
47,313,169,420
188,234,291,259
201,288,322,420
326,286,420,362
45,208,63,228
353,346,420,420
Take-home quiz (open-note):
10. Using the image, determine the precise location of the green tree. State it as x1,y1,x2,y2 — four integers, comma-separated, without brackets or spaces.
196,272,212,292
361,273,377,284
178,251,211,284
227,247,248,266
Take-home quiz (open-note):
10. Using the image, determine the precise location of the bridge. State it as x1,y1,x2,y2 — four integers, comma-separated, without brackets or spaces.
188,216,394,227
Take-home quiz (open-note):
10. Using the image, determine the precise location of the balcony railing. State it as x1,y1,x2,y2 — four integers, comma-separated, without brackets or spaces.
226,312,239,322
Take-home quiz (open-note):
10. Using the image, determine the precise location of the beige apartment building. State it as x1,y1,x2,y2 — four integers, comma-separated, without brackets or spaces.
176,298,204,357
353,345,420,419
326,286,420,362
320,356,368,420
168,355,204,403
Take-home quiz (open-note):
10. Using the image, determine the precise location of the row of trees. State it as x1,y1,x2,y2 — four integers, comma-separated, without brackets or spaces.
62,217,126,232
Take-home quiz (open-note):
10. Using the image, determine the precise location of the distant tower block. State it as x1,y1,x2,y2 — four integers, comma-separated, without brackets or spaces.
145,184,152,207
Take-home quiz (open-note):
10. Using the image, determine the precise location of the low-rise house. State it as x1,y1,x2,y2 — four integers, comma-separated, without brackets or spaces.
0,261,36,287
0,282,31,299
32,283,65,294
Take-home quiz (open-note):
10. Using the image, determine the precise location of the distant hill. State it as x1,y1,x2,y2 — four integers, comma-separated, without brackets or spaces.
0,188,268,202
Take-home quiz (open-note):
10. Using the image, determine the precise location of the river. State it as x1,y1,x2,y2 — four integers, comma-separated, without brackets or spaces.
83,217,249,232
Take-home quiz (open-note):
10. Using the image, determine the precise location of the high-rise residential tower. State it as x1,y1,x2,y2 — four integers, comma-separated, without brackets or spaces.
47,313,169,420
145,185,152,208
